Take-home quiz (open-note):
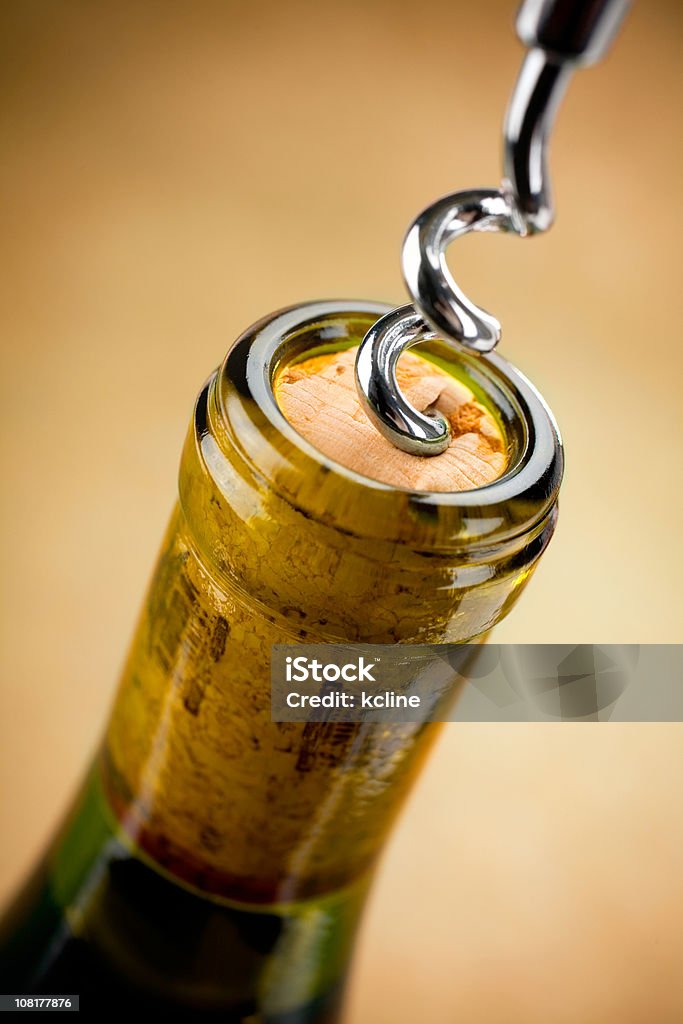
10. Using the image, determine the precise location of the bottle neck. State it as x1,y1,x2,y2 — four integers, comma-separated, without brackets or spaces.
178,312,562,643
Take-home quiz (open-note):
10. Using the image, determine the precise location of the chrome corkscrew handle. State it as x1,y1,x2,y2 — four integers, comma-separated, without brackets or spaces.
506,0,631,234
356,0,630,457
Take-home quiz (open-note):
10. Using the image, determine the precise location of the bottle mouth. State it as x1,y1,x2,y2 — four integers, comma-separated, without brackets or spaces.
215,300,563,550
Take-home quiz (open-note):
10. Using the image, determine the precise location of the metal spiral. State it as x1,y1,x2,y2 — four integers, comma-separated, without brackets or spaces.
355,0,630,456
355,190,518,457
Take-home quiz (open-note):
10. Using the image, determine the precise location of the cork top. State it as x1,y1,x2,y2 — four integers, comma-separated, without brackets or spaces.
274,346,507,492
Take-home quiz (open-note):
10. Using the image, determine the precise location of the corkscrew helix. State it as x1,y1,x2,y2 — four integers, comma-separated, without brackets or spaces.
355,0,630,457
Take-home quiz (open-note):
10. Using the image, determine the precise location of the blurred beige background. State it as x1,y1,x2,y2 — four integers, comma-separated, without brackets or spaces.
1,1,682,1020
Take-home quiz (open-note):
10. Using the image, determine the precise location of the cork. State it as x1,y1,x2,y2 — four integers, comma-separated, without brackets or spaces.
275,346,507,492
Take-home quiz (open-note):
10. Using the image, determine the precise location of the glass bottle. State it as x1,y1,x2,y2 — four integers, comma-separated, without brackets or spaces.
0,300,563,1020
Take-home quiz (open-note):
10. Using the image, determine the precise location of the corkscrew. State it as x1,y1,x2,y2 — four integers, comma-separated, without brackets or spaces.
355,0,630,456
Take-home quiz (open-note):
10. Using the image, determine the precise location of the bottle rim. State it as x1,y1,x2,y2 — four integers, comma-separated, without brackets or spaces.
214,300,564,550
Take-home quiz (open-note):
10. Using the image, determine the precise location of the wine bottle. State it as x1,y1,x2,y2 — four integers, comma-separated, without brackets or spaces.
0,301,563,1020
